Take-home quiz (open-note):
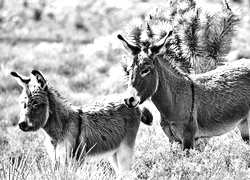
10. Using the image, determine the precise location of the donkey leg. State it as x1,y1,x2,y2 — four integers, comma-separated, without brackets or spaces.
116,141,134,175
247,111,250,141
161,125,181,143
160,117,181,143
238,117,249,142
182,105,198,150
108,153,119,173
182,123,196,150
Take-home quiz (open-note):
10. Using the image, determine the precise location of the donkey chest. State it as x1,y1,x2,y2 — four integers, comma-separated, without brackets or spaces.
160,111,190,124
155,98,192,124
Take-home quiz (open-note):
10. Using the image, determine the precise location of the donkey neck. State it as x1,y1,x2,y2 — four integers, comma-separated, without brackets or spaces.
151,59,191,119
43,88,80,144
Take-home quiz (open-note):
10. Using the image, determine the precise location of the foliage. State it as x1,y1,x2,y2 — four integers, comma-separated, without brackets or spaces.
123,0,240,74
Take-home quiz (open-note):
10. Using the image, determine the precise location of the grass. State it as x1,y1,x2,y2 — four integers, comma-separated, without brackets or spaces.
1,0,250,179
1,125,250,179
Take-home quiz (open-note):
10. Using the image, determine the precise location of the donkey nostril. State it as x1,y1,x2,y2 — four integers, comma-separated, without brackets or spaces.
19,122,27,131
124,97,138,108
129,97,135,103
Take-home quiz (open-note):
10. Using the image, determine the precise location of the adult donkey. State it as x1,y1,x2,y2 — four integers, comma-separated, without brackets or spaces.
11,70,153,175
118,33,250,150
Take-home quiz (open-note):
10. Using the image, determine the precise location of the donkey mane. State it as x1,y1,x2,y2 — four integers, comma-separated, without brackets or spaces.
48,84,66,100
44,82,71,106
159,55,190,78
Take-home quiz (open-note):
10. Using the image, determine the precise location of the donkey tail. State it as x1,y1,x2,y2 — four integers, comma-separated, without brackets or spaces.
140,107,153,125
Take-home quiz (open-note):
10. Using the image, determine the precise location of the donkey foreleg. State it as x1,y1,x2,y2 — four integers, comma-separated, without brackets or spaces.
115,141,135,176
161,124,181,143
182,122,197,150
182,104,198,150
108,154,119,173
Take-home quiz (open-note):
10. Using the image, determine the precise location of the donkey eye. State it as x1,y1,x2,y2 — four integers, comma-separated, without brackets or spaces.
23,103,27,109
32,101,39,109
141,69,150,77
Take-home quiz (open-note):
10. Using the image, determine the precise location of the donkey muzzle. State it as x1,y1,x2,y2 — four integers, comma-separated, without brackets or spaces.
124,96,140,108
19,121,31,132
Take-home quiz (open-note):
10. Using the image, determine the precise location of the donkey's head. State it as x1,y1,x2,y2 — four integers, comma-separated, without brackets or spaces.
11,70,49,132
118,31,172,108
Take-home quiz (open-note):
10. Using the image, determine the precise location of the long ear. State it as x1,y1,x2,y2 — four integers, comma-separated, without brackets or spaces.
11,71,31,89
31,70,47,90
150,30,173,55
117,34,141,55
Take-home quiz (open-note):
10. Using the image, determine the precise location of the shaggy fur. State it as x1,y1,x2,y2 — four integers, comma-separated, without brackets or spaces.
11,70,153,175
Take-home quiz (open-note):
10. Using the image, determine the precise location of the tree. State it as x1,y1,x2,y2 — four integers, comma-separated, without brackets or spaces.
124,0,239,74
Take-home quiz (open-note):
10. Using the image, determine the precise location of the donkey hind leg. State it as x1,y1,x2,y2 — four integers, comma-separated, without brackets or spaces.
238,117,249,142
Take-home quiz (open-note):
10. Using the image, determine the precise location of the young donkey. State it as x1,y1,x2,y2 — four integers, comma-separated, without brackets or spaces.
11,70,153,174
118,33,250,150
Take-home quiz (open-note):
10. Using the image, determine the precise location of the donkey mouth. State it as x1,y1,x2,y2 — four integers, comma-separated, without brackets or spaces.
124,98,140,108
20,126,31,132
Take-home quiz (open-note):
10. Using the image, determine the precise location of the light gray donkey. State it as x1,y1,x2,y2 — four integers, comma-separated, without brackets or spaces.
118,33,250,150
11,70,153,175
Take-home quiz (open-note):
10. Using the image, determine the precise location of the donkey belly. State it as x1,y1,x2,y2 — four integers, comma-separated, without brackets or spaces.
197,118,245,138
85,139,132,162
87,148,119,161
196,100,250,138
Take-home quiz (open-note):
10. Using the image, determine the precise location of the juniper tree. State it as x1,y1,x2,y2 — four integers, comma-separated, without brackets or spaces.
121,0,239,74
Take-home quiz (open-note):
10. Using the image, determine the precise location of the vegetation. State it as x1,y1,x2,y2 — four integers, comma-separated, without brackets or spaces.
1,0,250,179
123,0,240,74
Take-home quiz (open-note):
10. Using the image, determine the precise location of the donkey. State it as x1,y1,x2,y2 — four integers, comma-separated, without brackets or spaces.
11,70,153,175
118,33,250,150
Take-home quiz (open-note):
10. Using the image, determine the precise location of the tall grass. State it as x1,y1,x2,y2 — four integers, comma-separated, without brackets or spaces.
1,126,250,179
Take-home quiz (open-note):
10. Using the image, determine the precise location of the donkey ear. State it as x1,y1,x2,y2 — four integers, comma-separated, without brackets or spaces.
150,30,173,55
10,71,30,89
117,34,141,55
31,70,47,90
